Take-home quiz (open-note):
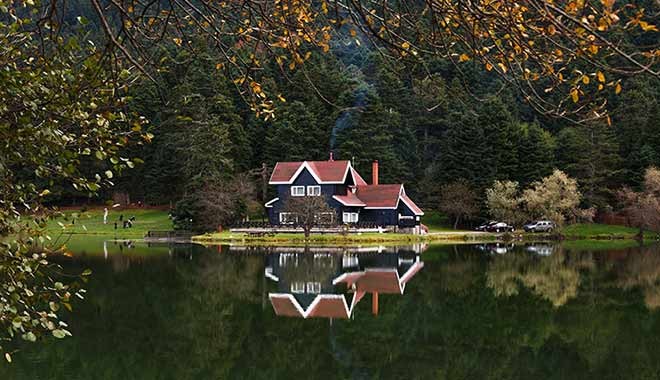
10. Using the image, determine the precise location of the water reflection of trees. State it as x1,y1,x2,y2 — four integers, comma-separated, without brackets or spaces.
615,245,660,309
487,247,595,307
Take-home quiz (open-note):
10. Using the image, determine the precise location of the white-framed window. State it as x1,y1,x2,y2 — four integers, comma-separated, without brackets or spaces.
307,185,321,196
291,186,305,196
291,282,305,293
306,282,321,294
342,212,359,223
416,216,421,221
279,212,298,224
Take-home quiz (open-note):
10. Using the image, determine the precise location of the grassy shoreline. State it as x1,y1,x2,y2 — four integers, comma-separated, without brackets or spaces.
40,208,657,246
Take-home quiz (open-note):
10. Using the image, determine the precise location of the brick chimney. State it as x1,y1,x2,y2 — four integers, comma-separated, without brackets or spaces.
372,160,379,185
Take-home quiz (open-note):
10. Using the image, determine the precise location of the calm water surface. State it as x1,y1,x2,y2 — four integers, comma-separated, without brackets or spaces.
2,239,660,379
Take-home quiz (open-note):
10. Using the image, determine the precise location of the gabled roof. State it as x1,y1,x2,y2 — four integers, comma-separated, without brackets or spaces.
354,185,424,215
400,194,424,215
332,192,366,207
356,184,403,209
269,160,355,184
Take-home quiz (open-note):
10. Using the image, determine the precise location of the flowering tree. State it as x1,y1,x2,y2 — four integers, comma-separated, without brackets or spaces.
486,180,526,225
522,170,582,225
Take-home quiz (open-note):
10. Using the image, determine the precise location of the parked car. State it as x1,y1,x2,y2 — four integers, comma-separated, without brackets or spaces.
486,222,515,233
475,221,497,231
523,220,556,233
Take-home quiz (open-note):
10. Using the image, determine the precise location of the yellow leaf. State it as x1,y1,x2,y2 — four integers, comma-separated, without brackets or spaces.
485,62,493,71
401,41,410,50
615,83,622,94
172,38,182,46
606,115,612,126
597,71,605,83
215,63,224,70
459,53,470,62
582,75,590,84
639,21,658,32
349,29,357,37
570,88,579,103
547,24,556,35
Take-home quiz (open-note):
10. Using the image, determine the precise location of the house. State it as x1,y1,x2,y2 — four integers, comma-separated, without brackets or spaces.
264,154,424,230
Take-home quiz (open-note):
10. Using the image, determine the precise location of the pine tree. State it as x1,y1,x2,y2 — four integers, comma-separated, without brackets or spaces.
516,123,555,185
478,97,520,181
438,110,492,189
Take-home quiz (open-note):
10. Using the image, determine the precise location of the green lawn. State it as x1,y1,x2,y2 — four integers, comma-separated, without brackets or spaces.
193,231,435,246
44,208,172,238
562,223,648,239
421,210,464,232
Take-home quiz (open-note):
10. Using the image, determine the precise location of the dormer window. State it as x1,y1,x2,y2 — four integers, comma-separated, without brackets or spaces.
307,185,321,196
291,186,305,196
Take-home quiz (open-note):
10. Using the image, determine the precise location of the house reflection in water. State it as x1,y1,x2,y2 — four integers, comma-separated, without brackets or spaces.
264,245,425,319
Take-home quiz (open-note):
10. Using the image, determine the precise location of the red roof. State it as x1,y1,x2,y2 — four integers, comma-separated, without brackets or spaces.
269,162,303,183
352,170,368,186
269,161,351,184
400,194,424,215
333,192,366,207
355,185,403,208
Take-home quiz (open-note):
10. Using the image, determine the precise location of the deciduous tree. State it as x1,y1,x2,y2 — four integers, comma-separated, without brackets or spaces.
486,181,526,225
618,167,660,238
522,170,582,226
439,180,480,229
281,196,336,238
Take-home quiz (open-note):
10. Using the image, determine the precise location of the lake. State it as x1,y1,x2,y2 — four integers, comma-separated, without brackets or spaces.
2,239,660,379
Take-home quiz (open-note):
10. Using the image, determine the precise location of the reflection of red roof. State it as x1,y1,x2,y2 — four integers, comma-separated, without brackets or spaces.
269,161,351,184
333,261,424,294
333,192,366,207
356,185,403,208
269,294,354,319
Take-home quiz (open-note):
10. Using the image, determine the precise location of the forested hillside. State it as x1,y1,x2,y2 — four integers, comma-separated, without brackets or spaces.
35,1,660,227
58,40,656,221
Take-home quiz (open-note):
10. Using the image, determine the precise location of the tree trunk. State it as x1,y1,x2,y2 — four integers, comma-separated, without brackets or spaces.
453,215,460,229
304,226,310,239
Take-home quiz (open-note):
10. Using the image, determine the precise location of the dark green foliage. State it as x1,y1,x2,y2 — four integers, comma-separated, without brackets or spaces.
438,111,491,188
556,124,622,208
79,42,660,218
516,123,556,185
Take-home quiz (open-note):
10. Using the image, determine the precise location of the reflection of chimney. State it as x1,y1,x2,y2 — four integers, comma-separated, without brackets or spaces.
372,292,379,316
372,160,379,185
329,151,334,161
